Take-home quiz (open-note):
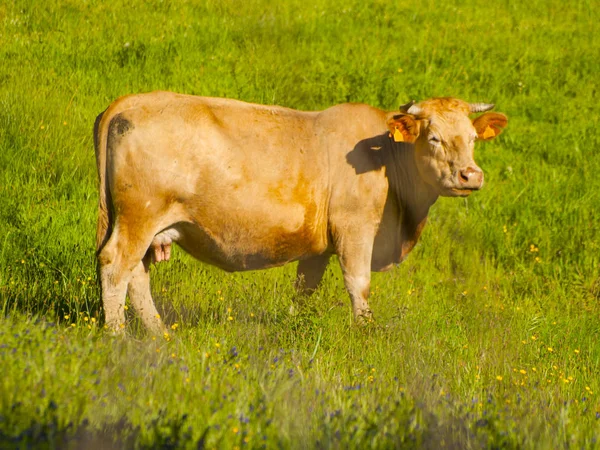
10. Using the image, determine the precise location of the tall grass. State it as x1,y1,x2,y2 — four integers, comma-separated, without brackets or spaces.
1,0,599,447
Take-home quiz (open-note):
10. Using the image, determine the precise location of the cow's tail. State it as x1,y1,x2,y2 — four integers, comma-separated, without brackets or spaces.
94,109,112,255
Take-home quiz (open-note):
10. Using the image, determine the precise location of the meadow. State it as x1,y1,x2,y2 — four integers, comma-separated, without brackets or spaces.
1,0,599,448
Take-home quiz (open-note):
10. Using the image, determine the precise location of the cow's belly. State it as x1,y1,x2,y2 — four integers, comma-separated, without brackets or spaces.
158,216,326,271
130,161,329,270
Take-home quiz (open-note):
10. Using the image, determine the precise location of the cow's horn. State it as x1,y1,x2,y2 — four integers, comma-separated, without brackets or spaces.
470,103,495,113
407,104,423,116
399,100,415,112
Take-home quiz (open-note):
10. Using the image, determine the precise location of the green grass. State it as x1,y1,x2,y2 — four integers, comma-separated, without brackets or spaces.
1,0,600,448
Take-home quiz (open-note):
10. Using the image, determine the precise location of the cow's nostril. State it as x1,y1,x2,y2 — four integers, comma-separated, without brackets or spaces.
459,167,483,187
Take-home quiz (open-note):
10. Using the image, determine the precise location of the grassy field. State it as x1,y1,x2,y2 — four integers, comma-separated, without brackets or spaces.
1,0,600,448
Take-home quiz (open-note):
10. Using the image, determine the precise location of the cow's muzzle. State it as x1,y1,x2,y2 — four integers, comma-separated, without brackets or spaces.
458,167,484,190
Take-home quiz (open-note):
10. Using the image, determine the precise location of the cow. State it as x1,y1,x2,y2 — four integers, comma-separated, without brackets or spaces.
94,92,507,333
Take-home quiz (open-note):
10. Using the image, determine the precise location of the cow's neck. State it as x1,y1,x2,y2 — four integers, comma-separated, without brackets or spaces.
385,140,438,261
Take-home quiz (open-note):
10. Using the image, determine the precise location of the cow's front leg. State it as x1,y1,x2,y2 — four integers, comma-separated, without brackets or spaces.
335,233,375,323
343,269,373,323
290,253,331,315
295,253,331,295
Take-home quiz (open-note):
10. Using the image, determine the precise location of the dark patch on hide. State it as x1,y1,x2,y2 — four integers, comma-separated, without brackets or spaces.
109,114,134,137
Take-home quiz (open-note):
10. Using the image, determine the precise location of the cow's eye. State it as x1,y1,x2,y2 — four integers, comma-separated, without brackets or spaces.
429,135,440,144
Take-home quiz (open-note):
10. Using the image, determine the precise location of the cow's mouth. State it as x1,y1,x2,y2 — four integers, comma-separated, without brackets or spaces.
451,187,476,197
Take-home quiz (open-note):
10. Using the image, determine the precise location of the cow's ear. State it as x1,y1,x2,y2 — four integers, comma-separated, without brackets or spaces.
386,114,420,143
472,112,508,141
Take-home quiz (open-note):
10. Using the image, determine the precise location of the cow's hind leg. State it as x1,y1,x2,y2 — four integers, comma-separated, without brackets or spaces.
127,258,165,334
98,221,157,334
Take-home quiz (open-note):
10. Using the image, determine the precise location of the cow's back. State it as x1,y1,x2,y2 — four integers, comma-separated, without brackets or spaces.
105,92,330,271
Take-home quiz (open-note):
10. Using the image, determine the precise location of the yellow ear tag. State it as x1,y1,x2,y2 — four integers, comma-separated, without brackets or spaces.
482,125,496,139
393,128,404,142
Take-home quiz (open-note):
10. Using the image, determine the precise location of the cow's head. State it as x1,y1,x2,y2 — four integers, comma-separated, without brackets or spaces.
387,98,507,197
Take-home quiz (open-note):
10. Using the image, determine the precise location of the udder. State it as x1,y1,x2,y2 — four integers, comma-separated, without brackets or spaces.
148,229,181,264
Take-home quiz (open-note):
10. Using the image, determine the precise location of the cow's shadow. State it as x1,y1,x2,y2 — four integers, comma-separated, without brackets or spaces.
345,133,415,176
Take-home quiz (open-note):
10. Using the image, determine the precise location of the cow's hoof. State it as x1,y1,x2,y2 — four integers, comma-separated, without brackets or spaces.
106,323,127,336
355,310,374,326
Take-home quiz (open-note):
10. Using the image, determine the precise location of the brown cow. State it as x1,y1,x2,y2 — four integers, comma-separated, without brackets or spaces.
94,92,507,333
